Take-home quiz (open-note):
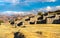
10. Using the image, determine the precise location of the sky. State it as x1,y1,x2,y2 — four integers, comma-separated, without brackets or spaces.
0,0,60,14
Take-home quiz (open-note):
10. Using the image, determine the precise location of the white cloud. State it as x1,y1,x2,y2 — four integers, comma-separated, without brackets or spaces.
24,0,56,2
46,6,52,11
1,6,60,15
37,6,60,12
0,0,20,5
42,0,56,2
0,0,56,5
1,11,33,15
19,0,56,6
1,11,24,15
56,6,60,10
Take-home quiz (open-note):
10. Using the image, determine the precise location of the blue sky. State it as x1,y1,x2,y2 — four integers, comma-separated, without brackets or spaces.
0,0,60,14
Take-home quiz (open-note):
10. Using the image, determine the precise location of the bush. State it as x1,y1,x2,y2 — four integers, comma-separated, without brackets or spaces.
14,32,25,38
0,20,4,25
38,12,42,15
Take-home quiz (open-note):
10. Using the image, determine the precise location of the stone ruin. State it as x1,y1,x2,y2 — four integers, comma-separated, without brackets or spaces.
9,12,60,27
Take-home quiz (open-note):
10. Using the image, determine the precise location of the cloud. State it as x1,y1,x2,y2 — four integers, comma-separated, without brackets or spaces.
2,11,25,15
56,6,60,10
0,6,60,15
24,0,56,2
0,0,20,5
21,0,56,6
45,6,52,11
0,11,32,15
40,0,56,2
38,6,60,12
0,0,56,5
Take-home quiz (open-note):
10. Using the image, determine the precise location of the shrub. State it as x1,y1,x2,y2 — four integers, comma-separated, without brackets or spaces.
38,12,42,15
0,20,4,25
14,32,25,38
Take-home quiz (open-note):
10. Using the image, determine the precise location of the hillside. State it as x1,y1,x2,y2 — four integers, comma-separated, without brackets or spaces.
0,10,60,38
0,24,60,38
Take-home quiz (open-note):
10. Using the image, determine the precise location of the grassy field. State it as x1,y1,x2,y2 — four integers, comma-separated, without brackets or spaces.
0,24,60,38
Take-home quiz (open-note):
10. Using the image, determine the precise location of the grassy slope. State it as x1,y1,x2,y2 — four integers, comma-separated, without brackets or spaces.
0,24,60,38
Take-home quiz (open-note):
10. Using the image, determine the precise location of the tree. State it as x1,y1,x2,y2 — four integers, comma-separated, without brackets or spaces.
38,12,42,15
0,20,4,25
